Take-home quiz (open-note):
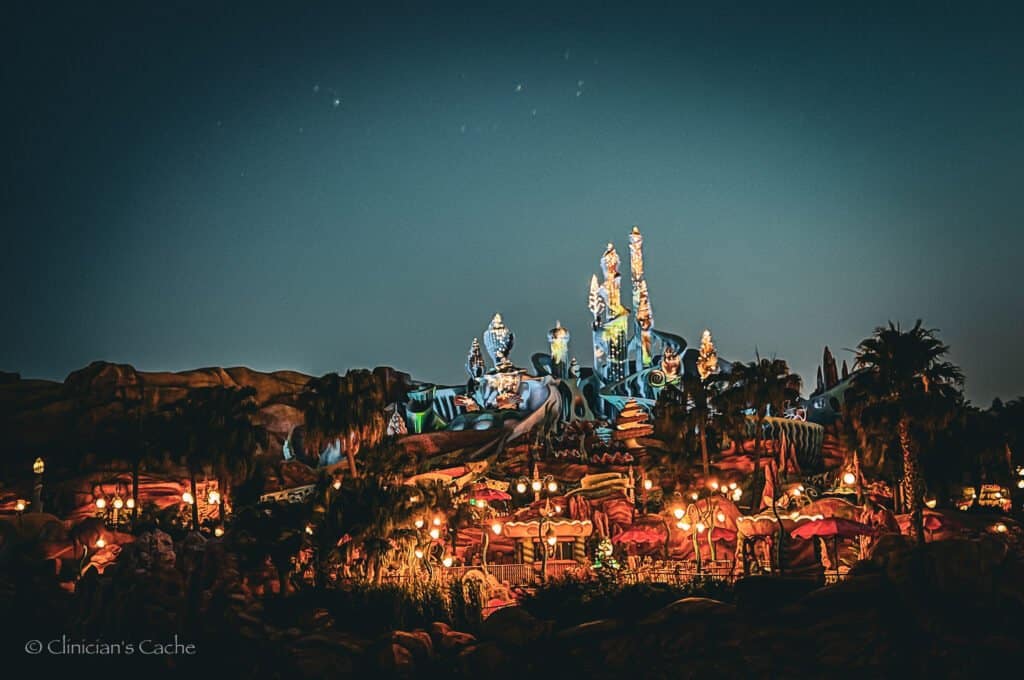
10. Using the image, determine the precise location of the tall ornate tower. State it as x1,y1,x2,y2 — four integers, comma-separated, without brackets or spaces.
547,321,571,379
628,225,654,368
483,313,515,371
590,242,630,384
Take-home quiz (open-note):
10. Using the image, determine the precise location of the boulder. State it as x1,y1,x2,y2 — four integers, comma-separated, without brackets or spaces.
480,606,549,647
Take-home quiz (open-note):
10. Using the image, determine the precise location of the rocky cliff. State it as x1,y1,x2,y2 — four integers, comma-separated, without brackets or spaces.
0,361,413,477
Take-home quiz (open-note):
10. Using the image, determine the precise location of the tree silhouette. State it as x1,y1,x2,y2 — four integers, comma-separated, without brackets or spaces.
847,320,963,543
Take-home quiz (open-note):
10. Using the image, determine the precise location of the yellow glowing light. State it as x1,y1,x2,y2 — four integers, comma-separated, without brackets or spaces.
728,482,737,490
410,494,420,503
678,521,691,531
207,490,221,505
716,512,726,523
547,481,559,493
925,498,937,509
643,479,653,491
429,528,441,540
442,556,453,568
415,549,424,559
1017,480,1024,490
214,527,225,537
691,493,699,501
792,488,802,497
433,516,442,526
414,519,424,529
305,524,314,535
790,511,800,519
531,480,543,492
33,457,45,475
516,482,527,494
554,504,562,514
491,522,502,535
842,472,856,486
333,479,342,490
95,538,106,549
125,498,135,509
14,499,27,512
695,522,706,534
182,492,194,505
673,507,684,520
994,492,1003,499
95,498,107,510
709,481,719,491
995,523,1008,533
546,534,557,546
112,497,124,510
732,489,742,501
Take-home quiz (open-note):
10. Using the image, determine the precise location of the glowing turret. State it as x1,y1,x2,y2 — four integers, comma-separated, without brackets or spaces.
697,329,719,380
547,321,571,379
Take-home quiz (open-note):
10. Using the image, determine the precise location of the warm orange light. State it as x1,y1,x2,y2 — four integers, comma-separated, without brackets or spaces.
207,490,221,505
429,528,441,540
678,521,690,531
491,522,502,535
546,534,557,546
182,492,194,505
95,498,107,510
547,481,559,493
531,480,543,492
95,538,106,549
643,479,653,491
995,523,1008,533
409,494,420,503
673,507,684,520
214,526,225,537
332,479,342,490
112,497,124,510
553,504,562,514
925,498,937,509
516,482,527,494
732,489,742,501
14,499,27,512
842,472,857,486
728,482,737,490
415,549,424,559
709,480,719,491
305,524,314,535
433,516,442,526
792,488,802,497
716,512,726,523
695,522,706,534
442,556,453,567
690,492,699,501
125,498,135,509
414,518,424,529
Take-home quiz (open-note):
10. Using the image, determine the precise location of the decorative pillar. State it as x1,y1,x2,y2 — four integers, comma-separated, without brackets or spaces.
573,537,587,564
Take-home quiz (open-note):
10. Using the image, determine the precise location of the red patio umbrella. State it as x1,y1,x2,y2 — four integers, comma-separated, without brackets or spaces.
792,517,877,577
612,526,664,545
470,487,512,502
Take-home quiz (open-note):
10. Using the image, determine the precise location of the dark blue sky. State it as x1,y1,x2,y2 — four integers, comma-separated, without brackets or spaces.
2,1,1022,404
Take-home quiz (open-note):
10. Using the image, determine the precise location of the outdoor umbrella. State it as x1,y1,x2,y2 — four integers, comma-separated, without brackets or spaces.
470,487,512,503
612,526,664,545
792,517,877,577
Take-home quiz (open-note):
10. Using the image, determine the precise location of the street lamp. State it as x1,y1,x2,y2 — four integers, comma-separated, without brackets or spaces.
33,457,44,513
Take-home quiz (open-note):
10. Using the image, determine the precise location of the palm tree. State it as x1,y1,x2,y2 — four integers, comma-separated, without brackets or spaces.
654,377,714,479
299,370,388,479
724,357,802,457
165,386,265,529
848,320,963,544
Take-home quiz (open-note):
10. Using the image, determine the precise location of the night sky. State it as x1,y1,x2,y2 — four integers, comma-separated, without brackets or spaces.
2,1,1022,405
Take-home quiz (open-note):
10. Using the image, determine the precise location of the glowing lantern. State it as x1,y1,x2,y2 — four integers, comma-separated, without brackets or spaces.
995,523,1008,533
125,498,135,509
925,498,937,509
728,482,737,490
112,497,124,510
33,457,45,475
433,516,442,526
207,489,221,505
491,522,502,535
429,528,441,540
442,556,453,568
14,499,27,512
732,489,742,502
531,480,543,493
304,524,314,535
553,504,562,514
547,480,559,493
842,472,856,486
95,498,107,510
691,493,699,501
673,507,684,520
643,479,653,491
695,522,706,534
95,538,106,549
516,482,528,494
214,527,225,537
410,494,420,503
182,492,194,505
414,519,424,529
709,480,719,491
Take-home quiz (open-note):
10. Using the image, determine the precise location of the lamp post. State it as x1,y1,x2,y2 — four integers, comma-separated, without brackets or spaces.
92,483,134,531
14,498,27,527
32,457,44,513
